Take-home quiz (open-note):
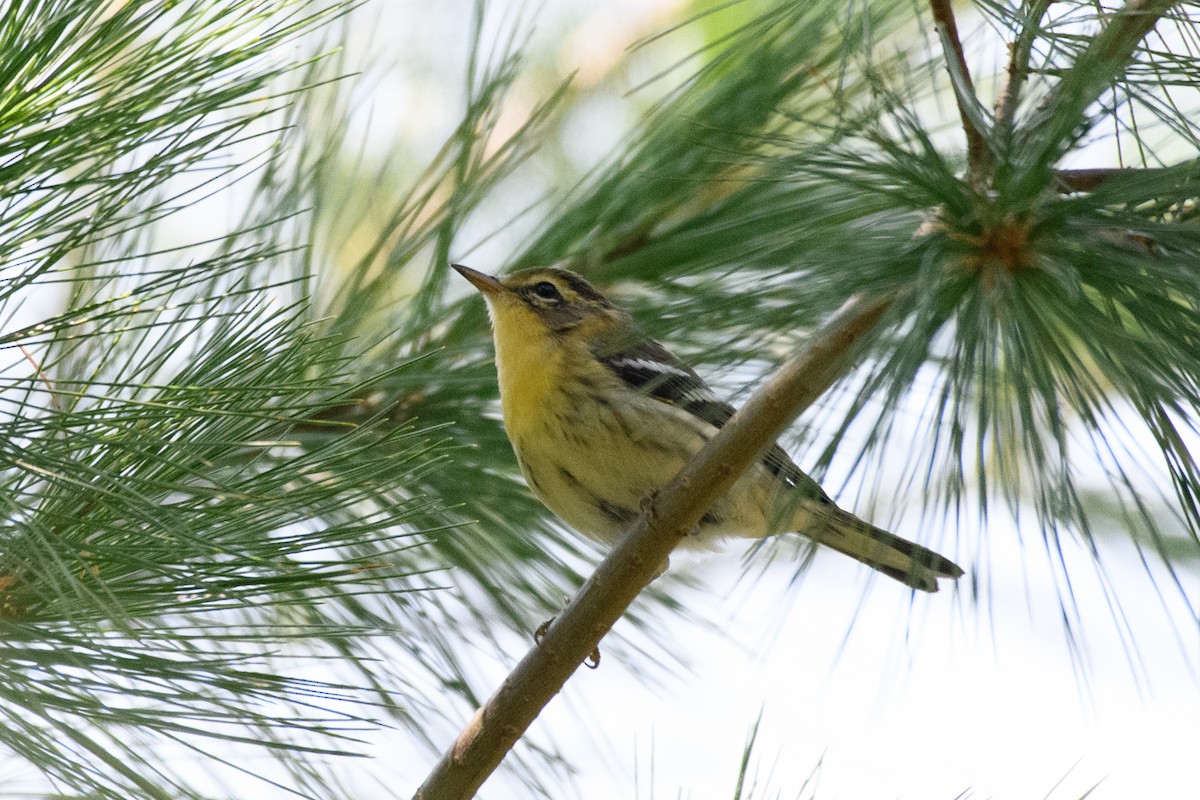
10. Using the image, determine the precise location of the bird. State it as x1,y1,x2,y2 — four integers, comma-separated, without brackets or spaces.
452,263,963,592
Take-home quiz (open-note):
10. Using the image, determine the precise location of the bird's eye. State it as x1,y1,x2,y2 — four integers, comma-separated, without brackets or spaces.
530,281,563,302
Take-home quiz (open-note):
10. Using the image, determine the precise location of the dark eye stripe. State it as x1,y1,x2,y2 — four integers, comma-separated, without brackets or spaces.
559,272,611,306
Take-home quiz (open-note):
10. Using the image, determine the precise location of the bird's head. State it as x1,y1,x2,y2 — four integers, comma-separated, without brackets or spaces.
451,264,627,339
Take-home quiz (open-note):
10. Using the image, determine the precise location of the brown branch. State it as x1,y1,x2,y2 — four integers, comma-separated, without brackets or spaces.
412,292,896,800
1052,166,1172,193
928,0,991,190
994,0,1054,133
18,344,61,410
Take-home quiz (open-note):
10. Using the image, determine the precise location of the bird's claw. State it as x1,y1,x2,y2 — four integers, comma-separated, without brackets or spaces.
533,615,602,669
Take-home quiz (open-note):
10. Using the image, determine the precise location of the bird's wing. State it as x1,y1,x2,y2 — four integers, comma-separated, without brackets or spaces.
596,338,827,498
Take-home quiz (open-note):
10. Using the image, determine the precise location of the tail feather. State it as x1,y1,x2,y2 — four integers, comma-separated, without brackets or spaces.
804,508,964,592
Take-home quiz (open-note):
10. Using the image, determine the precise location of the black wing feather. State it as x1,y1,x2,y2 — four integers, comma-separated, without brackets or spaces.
598,339,730,426
596,338,826,498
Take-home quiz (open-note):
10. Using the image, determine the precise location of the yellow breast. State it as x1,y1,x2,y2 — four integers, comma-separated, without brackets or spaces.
481,293,774,546
488,301,566,444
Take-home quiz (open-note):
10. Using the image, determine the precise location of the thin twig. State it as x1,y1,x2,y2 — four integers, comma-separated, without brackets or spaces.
1053,166,1171,192
18,344,61,410
994,0,1054,133
928,0,991,190
412,292,896,800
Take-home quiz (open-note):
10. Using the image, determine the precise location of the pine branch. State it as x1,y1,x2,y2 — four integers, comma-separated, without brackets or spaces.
1013,0,1183,194
993,0,1054,134
928,0,992,189
412,292,895,800
1052,166,1173,192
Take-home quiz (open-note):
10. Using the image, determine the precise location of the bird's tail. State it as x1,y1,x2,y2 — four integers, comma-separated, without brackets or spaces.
804,507,963,592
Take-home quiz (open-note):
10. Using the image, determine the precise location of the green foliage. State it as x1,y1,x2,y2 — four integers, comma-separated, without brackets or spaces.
0,2,458,797
2,0,1198,796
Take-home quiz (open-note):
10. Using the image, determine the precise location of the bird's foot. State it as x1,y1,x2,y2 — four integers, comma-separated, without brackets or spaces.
534,615,601,669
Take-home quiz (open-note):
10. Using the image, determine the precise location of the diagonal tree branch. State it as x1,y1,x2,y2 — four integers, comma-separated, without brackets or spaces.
412,291,897,800
1013,0,1182,195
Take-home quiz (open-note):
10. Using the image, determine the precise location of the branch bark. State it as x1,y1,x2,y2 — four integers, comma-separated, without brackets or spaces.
1053,166,1173,193
928,0,991,190
413,292,896,800
994,0,1054,134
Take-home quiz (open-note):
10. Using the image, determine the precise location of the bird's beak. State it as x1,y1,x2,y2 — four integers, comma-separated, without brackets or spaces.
451,263,505,297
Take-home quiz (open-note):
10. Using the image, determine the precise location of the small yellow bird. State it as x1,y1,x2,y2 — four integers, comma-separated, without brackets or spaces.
453,263,963,592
